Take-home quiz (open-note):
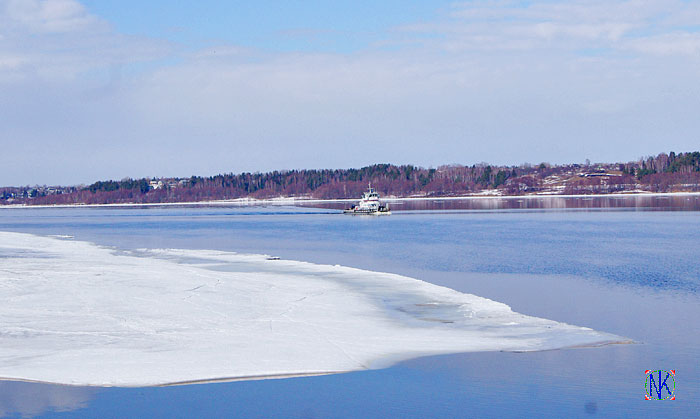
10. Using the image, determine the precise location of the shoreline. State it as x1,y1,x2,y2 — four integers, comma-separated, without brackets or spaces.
1,191,699,210
0,371,345,388
0,339,633,388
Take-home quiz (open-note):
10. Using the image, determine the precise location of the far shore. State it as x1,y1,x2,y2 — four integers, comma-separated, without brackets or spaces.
1,190,699,210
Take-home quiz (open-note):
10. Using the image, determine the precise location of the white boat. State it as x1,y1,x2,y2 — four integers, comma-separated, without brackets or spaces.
343,184,391,215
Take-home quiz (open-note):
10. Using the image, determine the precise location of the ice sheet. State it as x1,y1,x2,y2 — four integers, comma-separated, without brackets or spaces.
0,232,628,386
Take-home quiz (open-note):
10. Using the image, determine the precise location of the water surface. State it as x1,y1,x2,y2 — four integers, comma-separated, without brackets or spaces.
0,201,697,417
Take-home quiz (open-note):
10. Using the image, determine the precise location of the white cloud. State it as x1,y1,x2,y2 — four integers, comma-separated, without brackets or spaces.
397,0,700,55
531,22,635,41
449,0,671,23
0,54,26,70
0,0,171,82
1,0,100,33
624,32,700,56
1,0,700,185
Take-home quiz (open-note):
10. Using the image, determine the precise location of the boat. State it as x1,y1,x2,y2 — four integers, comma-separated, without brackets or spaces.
343,184,391,215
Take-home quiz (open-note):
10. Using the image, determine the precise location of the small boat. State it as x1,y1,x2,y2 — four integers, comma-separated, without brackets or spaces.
344,184,391,215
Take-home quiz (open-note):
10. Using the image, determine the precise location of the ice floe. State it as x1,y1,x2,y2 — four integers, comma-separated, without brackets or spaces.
0,231,628,386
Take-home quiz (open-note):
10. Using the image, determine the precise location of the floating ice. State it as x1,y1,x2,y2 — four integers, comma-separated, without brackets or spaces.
0,232,627,386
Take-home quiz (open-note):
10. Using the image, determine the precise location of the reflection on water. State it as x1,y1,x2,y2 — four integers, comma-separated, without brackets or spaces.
303,193,700,211
0,381,97,417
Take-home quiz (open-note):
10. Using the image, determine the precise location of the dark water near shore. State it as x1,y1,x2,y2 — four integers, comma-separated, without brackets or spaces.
0,199,698,418
304,193,700,212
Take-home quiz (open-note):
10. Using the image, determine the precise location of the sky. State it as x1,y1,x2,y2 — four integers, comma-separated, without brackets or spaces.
1,0,700,186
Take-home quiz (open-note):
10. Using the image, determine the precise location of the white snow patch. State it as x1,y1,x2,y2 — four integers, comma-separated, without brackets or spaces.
0,232,628,386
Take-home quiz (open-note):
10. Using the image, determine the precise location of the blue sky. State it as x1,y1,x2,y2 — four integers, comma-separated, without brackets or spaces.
80,0,452,52
2,0,700,185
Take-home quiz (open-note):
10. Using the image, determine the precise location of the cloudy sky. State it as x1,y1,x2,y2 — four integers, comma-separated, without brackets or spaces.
1,0,699,185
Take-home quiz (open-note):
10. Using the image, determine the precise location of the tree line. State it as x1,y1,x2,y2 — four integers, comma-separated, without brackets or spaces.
2,151,699,205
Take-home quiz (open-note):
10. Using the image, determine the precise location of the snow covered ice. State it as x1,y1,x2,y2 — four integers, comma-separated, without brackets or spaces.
0,232,628,386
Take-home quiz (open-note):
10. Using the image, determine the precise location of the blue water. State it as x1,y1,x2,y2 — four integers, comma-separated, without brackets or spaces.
0,205,698,418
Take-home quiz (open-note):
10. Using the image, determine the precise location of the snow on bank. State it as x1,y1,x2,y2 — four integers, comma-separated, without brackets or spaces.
0,232,628,387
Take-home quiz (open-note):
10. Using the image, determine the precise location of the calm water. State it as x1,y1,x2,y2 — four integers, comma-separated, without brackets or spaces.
304,193,700,212
0,199,698,418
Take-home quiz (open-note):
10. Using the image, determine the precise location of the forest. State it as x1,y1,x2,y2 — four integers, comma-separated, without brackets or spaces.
2,151,699,205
